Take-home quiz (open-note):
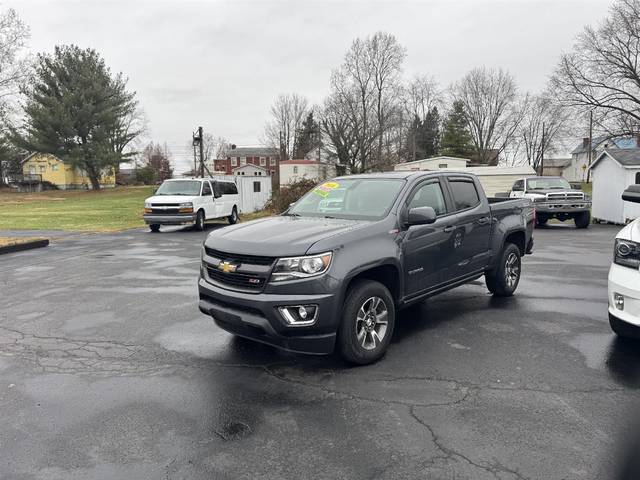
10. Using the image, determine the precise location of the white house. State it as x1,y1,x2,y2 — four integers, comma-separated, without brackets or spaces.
590,148,640,224
394,156,470,172
232,164,270,177
279,160,335,187
569,136,639,183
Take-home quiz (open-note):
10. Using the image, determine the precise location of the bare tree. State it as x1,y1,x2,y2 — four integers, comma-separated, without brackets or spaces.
402,74,441,161
263,93,309,159
550,0,640,136
452,67,523,164
515,94,571,170
321,83,362,173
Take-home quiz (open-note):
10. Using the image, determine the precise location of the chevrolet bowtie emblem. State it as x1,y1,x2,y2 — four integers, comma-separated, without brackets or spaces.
218,261,238,273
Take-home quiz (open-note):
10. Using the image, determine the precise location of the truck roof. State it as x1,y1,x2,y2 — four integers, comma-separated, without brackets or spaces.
334,171,469,181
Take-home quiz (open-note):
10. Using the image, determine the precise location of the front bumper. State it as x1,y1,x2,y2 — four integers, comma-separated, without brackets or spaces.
143,213,196,225
198,277,339,354
534,202,591,214
608,262,640,326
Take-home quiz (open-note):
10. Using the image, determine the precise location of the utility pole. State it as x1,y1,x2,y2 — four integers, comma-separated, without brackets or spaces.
586,110,593,183
540,122,546,176
198,126,204,178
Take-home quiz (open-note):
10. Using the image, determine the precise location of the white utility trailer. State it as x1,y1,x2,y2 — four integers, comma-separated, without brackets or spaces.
208,175,271,214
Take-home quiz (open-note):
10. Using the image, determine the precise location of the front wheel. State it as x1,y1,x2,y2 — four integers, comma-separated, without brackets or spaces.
485,243,521,297
228,206,238,225
338,280,395,365
149,224,160,233
574,211,590,229
194,210,205,231
535,217,548,227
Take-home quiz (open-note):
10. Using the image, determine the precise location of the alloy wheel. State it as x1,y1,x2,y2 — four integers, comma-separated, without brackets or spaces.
505,252,520,288
355,296,388,350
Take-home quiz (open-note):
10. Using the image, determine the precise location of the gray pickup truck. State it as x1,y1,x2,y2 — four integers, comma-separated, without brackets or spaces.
509,176,592,228
199,171,534,364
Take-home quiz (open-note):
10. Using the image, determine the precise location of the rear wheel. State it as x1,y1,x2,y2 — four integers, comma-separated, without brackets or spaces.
338,280,395,365
194,210,205,231
574,211,590,229
149,224,160,233
485,243,521,297
228,206,238,224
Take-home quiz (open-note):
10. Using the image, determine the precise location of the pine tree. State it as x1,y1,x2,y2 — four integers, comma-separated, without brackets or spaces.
418,106,440,157
15,45,138,190
440,101,474,158
293,112,320,159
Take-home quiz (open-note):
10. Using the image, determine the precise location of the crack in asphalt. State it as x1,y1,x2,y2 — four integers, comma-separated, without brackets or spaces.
409,405,531,480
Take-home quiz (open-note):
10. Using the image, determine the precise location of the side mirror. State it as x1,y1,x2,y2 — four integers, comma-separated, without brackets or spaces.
622,185,640,204
407,206,437,226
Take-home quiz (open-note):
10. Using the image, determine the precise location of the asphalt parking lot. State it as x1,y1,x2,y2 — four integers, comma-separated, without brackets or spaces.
1,222,638,479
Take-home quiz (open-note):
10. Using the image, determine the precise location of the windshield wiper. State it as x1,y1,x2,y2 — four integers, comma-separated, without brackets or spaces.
285,212,301,217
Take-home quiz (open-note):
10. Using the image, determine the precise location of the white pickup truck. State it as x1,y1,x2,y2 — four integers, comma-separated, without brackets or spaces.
509,176,591,228
143,178,240,232
609,185,640,338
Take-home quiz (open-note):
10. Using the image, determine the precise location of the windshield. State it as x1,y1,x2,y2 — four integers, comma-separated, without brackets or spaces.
155,180,201,196
288,178,405,220
526,177,571,190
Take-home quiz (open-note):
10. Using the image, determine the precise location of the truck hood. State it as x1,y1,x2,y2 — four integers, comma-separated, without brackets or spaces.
145,195,196,204
616,218,640,242
204,215,368,257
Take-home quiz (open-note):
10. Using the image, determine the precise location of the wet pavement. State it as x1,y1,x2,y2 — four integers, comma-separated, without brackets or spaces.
1,222,638,479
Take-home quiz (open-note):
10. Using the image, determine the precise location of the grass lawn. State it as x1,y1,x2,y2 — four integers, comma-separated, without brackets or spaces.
0,186,271,232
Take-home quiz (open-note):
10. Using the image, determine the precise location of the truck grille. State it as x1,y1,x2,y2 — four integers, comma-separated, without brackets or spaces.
151,208,180,214
203,248,276,292
546,192,584,201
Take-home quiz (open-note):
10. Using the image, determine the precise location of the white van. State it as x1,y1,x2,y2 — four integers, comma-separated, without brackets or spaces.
608,185,640,338
143,178,240,232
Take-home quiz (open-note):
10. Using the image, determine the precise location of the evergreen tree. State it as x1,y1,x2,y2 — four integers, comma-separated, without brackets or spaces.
15,45,138,189
293,111,320,159
418,106,440,158
440,101,474,158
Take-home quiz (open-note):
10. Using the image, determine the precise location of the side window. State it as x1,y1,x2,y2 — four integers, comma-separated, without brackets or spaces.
449,179,480,211
512,180,524,191
212,181,222,198
253,181,261,193
202,181,212,196
408,181,447,216
222,182,238,195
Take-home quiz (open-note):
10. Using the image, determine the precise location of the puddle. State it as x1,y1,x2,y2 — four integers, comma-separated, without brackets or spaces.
568,333,612,370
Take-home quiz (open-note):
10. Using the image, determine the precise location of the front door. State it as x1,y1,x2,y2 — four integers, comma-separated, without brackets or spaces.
402,179,459,297
445,177,492,278
201,181,215,219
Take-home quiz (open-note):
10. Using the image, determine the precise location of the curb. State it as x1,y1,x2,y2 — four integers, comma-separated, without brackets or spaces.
0,239,50,255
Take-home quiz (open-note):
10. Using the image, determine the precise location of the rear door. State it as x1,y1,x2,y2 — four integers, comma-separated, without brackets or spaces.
402,178,459,296
444,176,492,278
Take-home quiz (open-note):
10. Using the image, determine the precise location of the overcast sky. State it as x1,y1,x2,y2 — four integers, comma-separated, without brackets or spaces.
7,0,613,172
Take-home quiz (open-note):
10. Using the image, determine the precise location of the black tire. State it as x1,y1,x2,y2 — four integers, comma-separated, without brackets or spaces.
574,211,590,229
149,224,160,233
535,217,548,227
228,206,238,225
337,280,395,365
194,210,205,231
609,314,640,339
485,243,521,297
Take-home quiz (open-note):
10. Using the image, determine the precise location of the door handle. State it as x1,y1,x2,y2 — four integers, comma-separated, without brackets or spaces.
477,216,490,225
443,226,455,233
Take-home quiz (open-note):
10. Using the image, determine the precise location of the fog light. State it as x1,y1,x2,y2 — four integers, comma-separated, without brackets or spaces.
278,305,318,326
614,293,625,311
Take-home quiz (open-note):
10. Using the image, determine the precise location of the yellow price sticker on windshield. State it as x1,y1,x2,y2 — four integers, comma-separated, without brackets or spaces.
322,182,340,189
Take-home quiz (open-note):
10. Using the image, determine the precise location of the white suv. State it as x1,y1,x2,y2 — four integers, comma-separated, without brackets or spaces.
609,185,640,337
143,178,240,232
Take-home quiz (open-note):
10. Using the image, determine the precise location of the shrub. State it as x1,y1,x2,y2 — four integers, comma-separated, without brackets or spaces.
265,177,318,213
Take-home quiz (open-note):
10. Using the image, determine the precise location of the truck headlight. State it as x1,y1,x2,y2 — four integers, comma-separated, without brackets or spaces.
614,239,640,269
144,202,152,208
271,252,332,282
179,202,193,213
532,196,546,203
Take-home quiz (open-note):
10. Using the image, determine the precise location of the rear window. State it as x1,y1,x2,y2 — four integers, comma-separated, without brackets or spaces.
449,179,480,211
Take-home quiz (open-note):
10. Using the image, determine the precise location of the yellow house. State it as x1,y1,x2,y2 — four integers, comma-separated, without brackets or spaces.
21,153,116,190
